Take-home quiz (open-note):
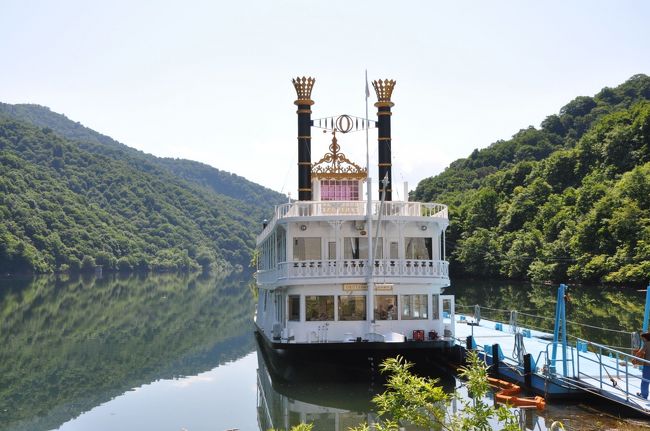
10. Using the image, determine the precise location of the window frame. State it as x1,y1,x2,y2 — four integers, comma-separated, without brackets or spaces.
305,295,335,321
288,295,301,321
400,294,429,320
338,295,367,321
374,295,398,321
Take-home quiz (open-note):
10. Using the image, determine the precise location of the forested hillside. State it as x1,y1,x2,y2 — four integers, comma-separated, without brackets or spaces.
0,103,282,209
413,74,650,285
0,104,285,275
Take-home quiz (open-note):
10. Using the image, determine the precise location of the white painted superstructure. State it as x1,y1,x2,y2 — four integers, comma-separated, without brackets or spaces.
255,192,453,344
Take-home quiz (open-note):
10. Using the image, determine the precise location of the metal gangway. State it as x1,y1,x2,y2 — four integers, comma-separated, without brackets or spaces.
454,283,650,415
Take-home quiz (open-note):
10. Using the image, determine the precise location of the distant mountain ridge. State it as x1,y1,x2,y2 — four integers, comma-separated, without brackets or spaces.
0,103,281,207
0,103,285,274
413,74,650,285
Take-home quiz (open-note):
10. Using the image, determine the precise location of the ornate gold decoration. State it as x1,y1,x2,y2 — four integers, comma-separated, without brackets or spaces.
372,79,396,108
312,131,367,180
292,76,315,105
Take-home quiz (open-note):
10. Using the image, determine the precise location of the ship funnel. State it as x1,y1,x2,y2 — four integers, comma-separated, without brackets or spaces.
292,76,315,201
372,79,395,201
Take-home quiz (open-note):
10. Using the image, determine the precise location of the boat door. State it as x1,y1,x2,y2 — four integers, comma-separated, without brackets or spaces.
441,295,455,340
271,291,286,340
276,291,285,327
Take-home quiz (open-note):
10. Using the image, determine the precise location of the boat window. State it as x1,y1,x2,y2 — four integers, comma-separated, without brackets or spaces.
338,295,366,321
400,294,428,320
343,237,382,259
374,239,383,259
344,237,361,259
276,292,284,323
305,295,334,321
276,229,286,263
288,295,300,321
293,237,322,260
374,295,397,320
320,179,360,201
389,241,398,259
328,241,336,259
404,237,432,260
431,294,439,319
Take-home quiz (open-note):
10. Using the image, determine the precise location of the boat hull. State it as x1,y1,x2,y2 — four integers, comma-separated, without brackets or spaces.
255,327,453,382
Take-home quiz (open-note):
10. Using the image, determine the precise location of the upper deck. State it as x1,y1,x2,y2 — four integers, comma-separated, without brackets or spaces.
258,200,448,244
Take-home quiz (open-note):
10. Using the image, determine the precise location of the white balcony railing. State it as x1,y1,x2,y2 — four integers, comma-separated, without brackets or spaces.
256,259,449,285
259,200,448,240
277,200,447,219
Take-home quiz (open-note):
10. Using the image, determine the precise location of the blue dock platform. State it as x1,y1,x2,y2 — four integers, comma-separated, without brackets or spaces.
452,284,650,416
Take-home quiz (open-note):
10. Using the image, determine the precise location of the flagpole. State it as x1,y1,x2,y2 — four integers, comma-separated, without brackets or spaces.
365,70,374,331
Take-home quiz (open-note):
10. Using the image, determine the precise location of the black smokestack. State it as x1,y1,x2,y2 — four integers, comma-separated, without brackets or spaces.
292,76,315,201
372,79,396,201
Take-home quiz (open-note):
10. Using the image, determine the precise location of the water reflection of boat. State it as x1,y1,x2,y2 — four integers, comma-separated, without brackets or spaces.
256,342,458,431
256,349,373,431
257,332,605,431
254,76,454,382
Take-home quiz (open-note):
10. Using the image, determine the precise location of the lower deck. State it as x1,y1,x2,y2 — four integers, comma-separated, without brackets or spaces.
255,283,454,344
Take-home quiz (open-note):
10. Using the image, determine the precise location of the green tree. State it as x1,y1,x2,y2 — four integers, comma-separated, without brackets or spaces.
465,188,500,230
455,228,501,276
501,229,541,279
80,255,96,272
350,352,519,431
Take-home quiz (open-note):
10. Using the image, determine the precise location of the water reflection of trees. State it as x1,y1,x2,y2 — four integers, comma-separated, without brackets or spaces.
450,279,645,350
0,271,255,431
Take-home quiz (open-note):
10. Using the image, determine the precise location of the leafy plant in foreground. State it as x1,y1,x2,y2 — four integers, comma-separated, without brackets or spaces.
351,351,520,431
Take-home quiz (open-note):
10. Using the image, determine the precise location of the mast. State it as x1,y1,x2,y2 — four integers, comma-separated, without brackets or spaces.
365,70,374,331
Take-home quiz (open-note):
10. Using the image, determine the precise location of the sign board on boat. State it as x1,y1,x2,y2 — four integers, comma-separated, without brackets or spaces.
343,283,367,291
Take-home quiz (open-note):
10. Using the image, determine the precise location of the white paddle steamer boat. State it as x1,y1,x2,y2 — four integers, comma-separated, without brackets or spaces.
254,76,454,381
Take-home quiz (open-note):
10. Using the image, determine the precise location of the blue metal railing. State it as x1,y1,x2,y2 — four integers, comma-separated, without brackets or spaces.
574,338,648,401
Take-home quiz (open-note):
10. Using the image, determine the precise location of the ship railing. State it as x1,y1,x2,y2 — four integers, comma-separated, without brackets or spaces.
276,201,447,220
259,201,448,240
257,259,449,282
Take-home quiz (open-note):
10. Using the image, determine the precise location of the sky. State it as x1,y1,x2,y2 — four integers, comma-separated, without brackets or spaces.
2,0,649,197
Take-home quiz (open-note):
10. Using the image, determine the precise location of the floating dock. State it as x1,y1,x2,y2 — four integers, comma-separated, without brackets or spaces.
452,284,650,416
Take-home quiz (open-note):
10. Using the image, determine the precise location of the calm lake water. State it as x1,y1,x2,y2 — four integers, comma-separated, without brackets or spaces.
1,272,649,431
